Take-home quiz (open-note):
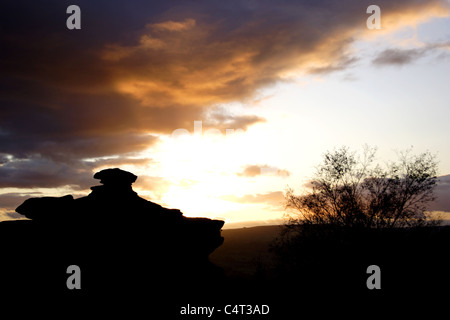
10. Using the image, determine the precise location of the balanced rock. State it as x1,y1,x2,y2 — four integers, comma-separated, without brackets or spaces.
94,167,137,185
1,168,225,298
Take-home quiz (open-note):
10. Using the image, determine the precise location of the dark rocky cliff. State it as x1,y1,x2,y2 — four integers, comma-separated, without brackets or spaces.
0,168,225,303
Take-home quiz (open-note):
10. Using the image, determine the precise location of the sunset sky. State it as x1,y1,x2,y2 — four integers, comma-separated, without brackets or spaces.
1,0,450,227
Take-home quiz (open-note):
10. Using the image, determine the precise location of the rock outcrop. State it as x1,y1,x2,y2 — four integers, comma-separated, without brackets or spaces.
1,168,225,300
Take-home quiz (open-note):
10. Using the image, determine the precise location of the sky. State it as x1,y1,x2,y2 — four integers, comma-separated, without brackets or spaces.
1,0,450,227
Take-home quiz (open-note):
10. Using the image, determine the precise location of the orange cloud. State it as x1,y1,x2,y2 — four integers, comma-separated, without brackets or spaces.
149,18,196,32
237,165,291,178
1,0,448,190
221,191,284,206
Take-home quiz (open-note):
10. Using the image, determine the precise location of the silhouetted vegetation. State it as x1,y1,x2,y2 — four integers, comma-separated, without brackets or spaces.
284,146,440,229
270,146,448,298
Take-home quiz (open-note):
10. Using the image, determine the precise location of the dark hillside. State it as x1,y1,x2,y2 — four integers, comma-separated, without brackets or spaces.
211,224,450,313
210,225,282,278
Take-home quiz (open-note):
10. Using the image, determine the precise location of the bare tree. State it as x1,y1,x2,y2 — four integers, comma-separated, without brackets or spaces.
285,146,440,229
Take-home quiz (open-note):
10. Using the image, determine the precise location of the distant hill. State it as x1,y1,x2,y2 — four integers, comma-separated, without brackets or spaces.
210,225,282,278
429,174,450,212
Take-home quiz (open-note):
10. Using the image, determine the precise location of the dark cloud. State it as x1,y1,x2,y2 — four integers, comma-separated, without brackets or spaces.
0,132,158,164
0,193,39,209
2,211,24,219
0,0,448,190
0,157,93,189
237,164,290,178
428,174,450,212
372,42,450,66
372,48,427,66
0,154,159,190
0,193,40,220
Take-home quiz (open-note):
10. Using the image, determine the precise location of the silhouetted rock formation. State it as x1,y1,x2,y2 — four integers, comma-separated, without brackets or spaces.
1,168,225,301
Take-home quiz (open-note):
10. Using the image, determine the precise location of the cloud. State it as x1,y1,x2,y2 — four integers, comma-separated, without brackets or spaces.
133,175,173,201
203,107,266,131
0,193,37,209
149,18,196,32
372,42,450,66
373,47,428,66
0,157,94,189
0,193,40,221
308,56,360,74
0,0,448,190
0,153,159,190
237,164,290,178
0,210,25,221
221,191,284,205
82,157,153,169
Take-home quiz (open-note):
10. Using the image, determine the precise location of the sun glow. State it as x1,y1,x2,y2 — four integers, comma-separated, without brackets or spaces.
161,184,242,218
138,124,285,223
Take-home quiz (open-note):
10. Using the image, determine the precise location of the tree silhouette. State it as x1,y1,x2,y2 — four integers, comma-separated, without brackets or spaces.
270,146,446,297
284,146,440,230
